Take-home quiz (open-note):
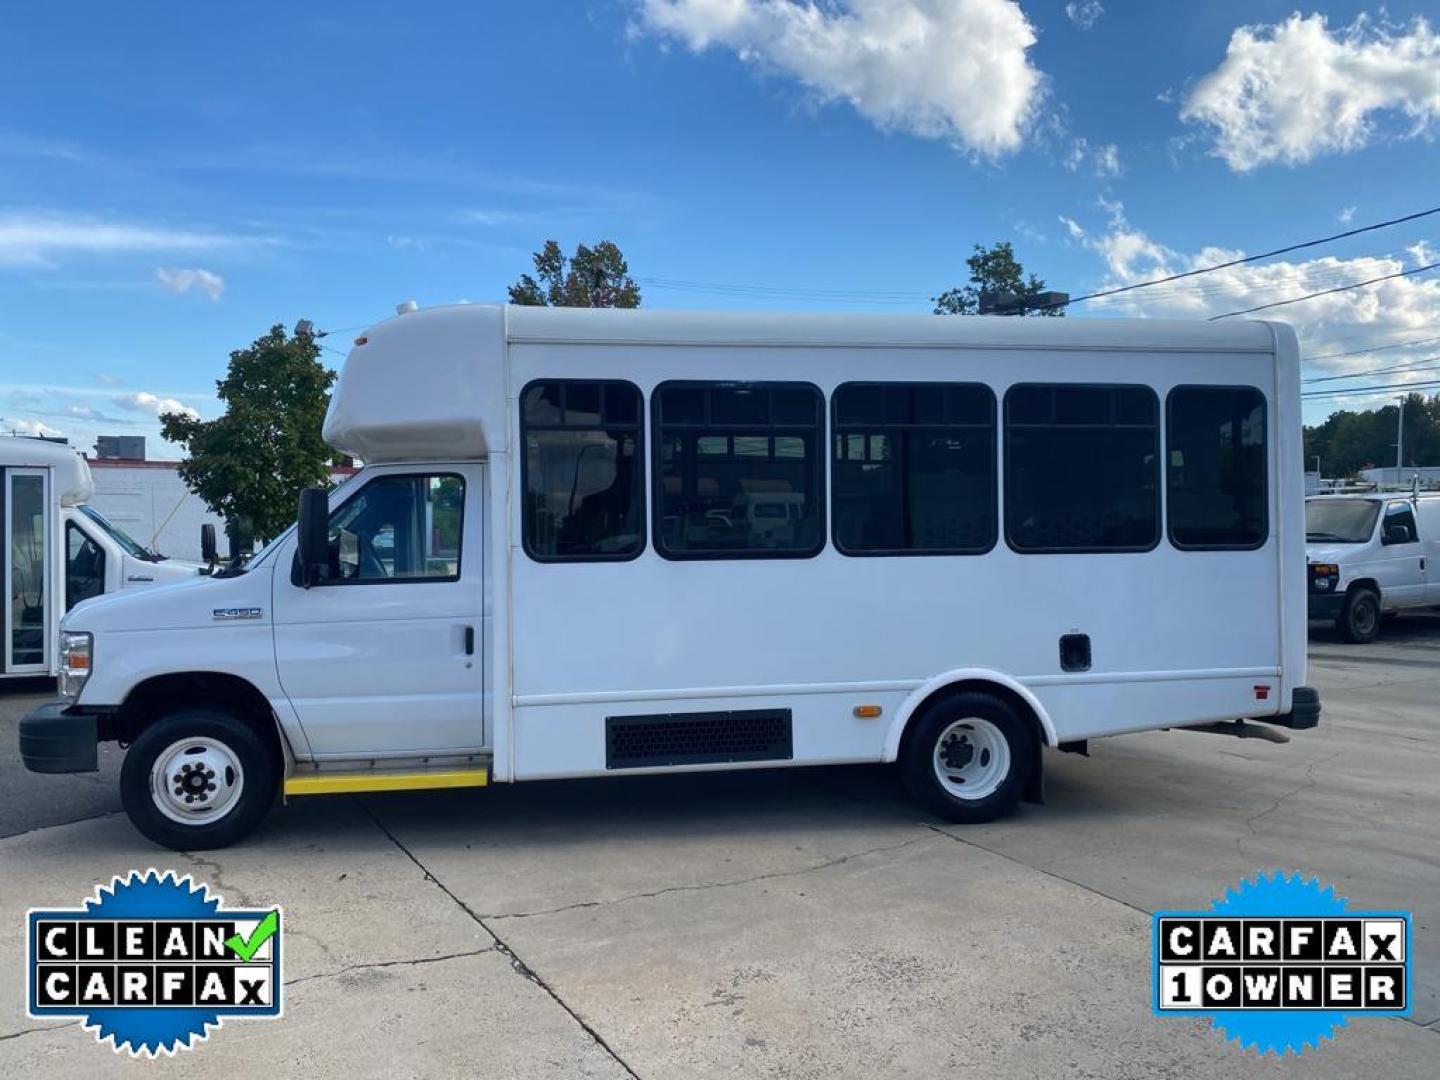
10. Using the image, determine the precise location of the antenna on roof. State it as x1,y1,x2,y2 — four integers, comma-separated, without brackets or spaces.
396,300,419,315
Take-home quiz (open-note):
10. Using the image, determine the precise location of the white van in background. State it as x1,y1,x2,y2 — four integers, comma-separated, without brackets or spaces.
1305,493,1440,642
2,437,202,681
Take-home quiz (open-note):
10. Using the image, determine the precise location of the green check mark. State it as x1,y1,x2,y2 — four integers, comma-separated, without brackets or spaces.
225,910,279,962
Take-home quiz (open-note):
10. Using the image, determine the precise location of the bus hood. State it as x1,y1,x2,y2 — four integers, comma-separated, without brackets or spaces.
62,563,273,634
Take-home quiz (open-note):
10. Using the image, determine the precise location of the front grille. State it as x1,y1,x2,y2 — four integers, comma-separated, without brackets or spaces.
605,709,793,769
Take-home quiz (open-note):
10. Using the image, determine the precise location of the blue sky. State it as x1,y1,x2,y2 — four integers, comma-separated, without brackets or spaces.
2,1,1438,452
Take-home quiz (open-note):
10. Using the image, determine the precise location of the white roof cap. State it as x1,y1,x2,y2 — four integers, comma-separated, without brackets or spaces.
0,436,94,505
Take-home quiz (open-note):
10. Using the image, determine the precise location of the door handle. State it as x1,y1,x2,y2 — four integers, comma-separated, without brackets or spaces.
464,626,475,655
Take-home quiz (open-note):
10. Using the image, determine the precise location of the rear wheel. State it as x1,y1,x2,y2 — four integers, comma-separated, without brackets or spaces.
899,692,1035,824
120,709,278,850
1337,588,1381,644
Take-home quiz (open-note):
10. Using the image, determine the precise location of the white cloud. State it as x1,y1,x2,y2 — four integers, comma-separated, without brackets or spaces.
1338,206,1356,224
113,391,200,420
1181,13,1440,171
1065,1,1103,31
0,212,252,268
1062,136,1121,176
1064,201,1440,409
155,266,225,300
632,0,1044,156
1092,143,1121,177
6,418,63,438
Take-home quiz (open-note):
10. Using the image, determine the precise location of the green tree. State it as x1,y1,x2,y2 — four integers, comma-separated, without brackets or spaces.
509,239,641,308
933,241,1062,316
1303,392,1440,478
160,325,337,542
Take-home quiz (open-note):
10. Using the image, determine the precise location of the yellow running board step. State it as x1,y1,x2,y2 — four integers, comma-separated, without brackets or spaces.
285,768,489,796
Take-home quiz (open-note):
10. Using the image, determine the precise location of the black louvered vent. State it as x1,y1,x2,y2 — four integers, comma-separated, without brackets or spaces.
605,710,793,770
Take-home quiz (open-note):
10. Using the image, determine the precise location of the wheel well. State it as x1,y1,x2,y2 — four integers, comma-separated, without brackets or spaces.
897,679,1049,803
1347,578,1379,598
106,673,282,761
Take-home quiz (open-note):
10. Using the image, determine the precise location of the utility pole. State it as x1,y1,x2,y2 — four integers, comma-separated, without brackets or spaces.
1395,395,1405,487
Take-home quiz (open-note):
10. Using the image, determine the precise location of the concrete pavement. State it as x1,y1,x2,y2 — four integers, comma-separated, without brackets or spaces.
1,618,1436,1076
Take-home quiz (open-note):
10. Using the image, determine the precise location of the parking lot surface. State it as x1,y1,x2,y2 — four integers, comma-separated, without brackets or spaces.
1,620,1436,1077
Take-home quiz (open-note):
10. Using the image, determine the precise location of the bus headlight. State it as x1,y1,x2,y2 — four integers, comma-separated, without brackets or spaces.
58,632,92,700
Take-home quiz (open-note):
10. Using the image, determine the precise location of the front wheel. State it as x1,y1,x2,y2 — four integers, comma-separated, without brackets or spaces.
120,710,278,850
899,692,1035,824
1337,588,1381,644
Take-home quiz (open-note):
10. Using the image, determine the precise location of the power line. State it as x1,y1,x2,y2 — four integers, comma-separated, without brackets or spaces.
1304,352,1440,383
1306,332,1440,363
1303,378,1440,398
1023,204,1440,311
1209,261,1440,321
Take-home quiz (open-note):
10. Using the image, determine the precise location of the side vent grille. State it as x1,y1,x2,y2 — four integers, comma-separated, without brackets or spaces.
605,709,793,770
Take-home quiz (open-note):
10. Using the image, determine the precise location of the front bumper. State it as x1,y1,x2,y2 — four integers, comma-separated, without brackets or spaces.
1257,686,1321,731
1307,591,1345,620
18,700,98,773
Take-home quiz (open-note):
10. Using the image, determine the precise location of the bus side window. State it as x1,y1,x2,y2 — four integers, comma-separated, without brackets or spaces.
66,524,106,610
832,382,996,555
652,382,824,559
1004,384,1160,553
522,380,644,561
1167,386,1268,550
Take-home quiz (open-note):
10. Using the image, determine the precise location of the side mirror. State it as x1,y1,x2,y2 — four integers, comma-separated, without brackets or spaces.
1384,523,1413,544
296,488,330,588
200,523,218,565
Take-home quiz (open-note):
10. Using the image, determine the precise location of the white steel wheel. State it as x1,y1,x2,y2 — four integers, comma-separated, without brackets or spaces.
931,717,1011,800
149,736,246,826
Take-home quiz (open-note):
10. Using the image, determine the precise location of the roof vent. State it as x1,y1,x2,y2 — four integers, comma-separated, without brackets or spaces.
396,299,419,316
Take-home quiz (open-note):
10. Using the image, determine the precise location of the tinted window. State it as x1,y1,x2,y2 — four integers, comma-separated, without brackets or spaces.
654,382,823,558
523,380,644,560
833,383,996,554
66,524,105,610
1383,502,1418,545
326,474,464,582
1005,384,1159,552
1167,387,1268,549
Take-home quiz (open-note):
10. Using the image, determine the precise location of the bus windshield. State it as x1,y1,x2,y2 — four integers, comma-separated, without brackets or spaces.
78,504,162,560
1305,499,1380,544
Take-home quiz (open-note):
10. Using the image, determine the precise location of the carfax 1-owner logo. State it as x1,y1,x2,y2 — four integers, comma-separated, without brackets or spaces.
26,870,282,1056
1153,871,1412,1055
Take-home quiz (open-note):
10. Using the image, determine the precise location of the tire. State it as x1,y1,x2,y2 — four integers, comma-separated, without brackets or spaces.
1337,588,1381,644
899,691,1035,824
120,709,279,850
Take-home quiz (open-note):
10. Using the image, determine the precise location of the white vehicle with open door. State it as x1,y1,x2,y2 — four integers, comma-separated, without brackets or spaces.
20,305,1320,850
2,437,201,683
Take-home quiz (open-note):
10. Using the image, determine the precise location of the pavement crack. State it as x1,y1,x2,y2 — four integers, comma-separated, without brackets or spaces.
1238,752,1343,850
0,809,123,842
918,823,1153,917
354,798,643,1080
482,835,934,921
285,946,496,988
183,853,261,908
0,1021,77,1043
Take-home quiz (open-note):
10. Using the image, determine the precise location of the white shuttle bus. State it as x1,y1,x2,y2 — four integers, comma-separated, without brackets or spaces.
21,306,1319,849
2,437,200,684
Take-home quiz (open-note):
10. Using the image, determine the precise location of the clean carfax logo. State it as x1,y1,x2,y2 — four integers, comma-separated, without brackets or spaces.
1153,871,1410,1055
27,869,282,1056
